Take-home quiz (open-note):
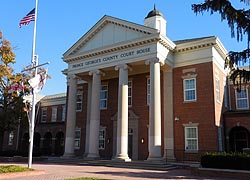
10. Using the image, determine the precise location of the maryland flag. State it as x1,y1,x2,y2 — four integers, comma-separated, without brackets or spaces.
28,70,47,93
8,82,24,95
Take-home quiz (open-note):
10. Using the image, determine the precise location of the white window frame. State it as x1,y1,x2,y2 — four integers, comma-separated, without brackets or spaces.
99,127,106,150
100,85,108,110
215,77,220,102
147,78,150,105
74,128,81,149
76,92,83,112
61,105,66,122
236,87,249,109
128,80,132,107
51,106,57,122
41,107,47,122
183,78,197,102
8,131,14,146
183,123,199,152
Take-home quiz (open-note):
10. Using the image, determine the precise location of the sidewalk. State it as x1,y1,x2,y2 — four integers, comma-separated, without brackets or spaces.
0,162,239,180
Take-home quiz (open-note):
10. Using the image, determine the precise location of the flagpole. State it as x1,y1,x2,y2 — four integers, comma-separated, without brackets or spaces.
28,0,39,169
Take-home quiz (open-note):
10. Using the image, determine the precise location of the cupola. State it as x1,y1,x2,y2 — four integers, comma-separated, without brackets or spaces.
144,4,166,36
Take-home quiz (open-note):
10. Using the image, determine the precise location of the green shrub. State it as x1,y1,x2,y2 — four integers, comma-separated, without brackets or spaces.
0,150,42,157
0,150,18,157
201,152,250,170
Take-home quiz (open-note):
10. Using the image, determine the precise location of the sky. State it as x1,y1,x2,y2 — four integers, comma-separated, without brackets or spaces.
0,0,248,96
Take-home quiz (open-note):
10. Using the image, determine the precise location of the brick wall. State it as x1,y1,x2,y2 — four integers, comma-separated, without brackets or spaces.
173,62,219,160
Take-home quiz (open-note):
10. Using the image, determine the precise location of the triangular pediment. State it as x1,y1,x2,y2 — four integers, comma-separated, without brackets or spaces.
63,15,158,60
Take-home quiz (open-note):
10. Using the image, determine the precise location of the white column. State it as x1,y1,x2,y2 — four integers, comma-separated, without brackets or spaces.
84,80,92,156
64,75,77,157
114,64,131,162
86,70,103,158
146,58,162,161
163,69,175,160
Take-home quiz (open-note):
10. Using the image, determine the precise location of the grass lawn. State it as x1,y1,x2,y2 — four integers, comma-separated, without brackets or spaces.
0,165,32,174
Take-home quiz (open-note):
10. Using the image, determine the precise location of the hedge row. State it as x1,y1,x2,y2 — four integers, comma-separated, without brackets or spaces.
0,150,42,157
201,152,250,170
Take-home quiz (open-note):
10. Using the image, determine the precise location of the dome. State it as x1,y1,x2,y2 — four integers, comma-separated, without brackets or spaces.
145,4,164,19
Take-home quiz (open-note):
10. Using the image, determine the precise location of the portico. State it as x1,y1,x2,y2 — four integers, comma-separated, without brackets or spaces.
62,8,175,161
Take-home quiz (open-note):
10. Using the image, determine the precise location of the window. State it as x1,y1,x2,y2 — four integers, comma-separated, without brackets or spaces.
147,78,150,105
74,128,81,149
62,105,66,122
215,77,220,102
184,78,196,101
128,80,132,107
185,127,198,151
51,106,57,122
224,84,228,108
236,88,249,109
76,92,82,111
100,85,108,109
41,108,47,122
8,131,14,146
99,128,106,150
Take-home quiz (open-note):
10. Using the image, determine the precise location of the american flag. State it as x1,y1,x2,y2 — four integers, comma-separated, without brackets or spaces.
19,8,35,28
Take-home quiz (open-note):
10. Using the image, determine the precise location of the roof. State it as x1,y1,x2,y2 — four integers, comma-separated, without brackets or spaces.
43,93,66,100
62,15,159,59
145,4,164,19
174,36,216,45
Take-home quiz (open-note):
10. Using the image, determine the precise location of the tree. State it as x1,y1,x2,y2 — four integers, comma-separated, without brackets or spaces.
0,32,31,150
192,0,250,89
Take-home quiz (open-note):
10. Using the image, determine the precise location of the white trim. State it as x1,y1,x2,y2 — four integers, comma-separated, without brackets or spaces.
215,77,221,103
63,15,160,58
184,126,199,152
183,78,197,102
99,127,106,150
235,87,249,110
100,84,108,110
76,91,83,112
41,107,47,122
74,128,81,149
41,93,66,106
51,106,57,122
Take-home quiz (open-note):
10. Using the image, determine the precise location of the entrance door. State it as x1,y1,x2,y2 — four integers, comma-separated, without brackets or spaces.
230,126,249,152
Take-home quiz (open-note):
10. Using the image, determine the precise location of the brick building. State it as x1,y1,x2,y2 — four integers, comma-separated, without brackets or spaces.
60,7,232,161
2,7,250,162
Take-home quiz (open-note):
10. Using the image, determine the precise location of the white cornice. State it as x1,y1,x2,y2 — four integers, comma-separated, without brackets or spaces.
173,36,228,69
63,15,158,59
41,93,66,106
214,37,228,59
63,37,158,63
175,36,228,59
63,33,176,63
159,34,176,51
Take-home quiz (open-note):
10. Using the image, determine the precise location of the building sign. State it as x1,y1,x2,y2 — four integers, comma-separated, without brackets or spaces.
71,47,151,69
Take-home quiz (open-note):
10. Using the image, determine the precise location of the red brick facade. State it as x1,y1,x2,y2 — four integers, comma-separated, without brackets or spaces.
1,9,250,163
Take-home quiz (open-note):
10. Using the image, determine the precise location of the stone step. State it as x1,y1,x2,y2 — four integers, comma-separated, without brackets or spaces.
47,157,179,171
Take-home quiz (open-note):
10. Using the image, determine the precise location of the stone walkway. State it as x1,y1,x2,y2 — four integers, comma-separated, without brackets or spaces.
0,162,240,180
